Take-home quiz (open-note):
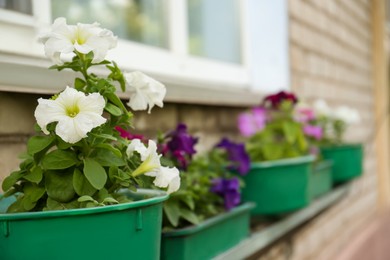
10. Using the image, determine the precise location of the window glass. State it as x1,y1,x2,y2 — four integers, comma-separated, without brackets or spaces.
51,0,168,48
187,0,241,64
0,0,32,14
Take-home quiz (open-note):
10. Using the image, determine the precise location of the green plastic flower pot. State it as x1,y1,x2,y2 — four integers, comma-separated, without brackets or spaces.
309,160,333,199
320,144,363,183
241,155,315,215
161,202,254,260
0,189,168,260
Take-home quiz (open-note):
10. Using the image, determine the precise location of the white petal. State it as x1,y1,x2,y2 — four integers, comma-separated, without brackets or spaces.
34,98,66,134
126,139,147,158
55,117,86,144
78,92,106,115
126,91,148,111
125,71,166,113
142,140,160,163
153,166,180,194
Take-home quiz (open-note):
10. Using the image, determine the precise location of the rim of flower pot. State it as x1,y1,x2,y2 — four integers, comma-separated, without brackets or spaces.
0,189,168,220
250,155,315,169
313,160,333,171
320,143,363,150
162,202,255,237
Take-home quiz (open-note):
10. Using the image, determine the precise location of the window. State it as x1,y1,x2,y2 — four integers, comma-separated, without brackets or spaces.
0,0,289,105
51,0,168,48
0,0,32,14
187,0,241,64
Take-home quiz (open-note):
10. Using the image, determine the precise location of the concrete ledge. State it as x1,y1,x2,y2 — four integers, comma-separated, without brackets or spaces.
214,184,351,260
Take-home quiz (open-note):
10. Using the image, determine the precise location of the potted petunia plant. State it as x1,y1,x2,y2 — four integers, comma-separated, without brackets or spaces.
143,124,254,260
294,103,333,199
313,99,363,183
0,18,180,260
238,91,314,215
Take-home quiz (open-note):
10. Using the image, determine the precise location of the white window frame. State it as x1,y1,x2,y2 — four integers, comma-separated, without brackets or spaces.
0,0,289,106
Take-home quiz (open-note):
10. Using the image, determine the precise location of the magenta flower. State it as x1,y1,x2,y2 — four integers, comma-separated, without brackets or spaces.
263,91,298,109
303,125,323,140
115,126,145,140
211,177,241,211
295,107,315,123
238,107,267,137
216,138,250,175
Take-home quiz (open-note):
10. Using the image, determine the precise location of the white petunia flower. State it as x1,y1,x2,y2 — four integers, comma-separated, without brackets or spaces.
34,86,106,143
125,71,166,113
131,140,162,177
334,106,361,125
129,139,181,193
39,17,117,65
313,99,332,117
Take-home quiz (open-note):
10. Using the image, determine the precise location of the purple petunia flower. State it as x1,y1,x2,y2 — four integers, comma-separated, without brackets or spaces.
164,123,198,169
216,138,250,175
167,124,198,155
238,107,267,137
303,125,323,140
211,177,241,211
263,91,298,109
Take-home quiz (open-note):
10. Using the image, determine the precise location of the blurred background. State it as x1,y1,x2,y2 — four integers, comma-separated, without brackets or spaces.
0,0,389,259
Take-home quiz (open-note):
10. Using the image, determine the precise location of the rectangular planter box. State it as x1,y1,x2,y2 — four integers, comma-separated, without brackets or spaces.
320,144,363,183
0,189,168,260
161,203,254,260
309,160,333,200
241,155,315,215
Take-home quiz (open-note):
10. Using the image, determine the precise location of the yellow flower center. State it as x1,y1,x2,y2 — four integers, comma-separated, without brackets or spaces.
66,105,80,118
73,28,87,45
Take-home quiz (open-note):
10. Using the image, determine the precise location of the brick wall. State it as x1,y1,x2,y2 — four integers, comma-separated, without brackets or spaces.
256,0,378,259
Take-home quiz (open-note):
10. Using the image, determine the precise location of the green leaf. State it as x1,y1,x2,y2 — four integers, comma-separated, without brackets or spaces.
42,150,78,170
2,170,23,191
7,196,26,213
45,171,76,202
262,144,284,161
27,136,55,155
106,92,127,111
46,197,64,210
94,149,126,167
57,138,75,150
180,208,200,225
46,197,80,210
73,168,97,196
163,200,180,227
282,121,298,144
74,78,86,90
95,143,122,158
22,183,46,211
181,196,195,210
90,133,117,141
102,197,119,204
3,187,17,198
83,158,107,190
77,195,96,203
105,103,123,116
23,166,43,183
